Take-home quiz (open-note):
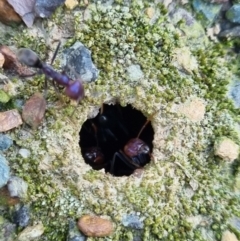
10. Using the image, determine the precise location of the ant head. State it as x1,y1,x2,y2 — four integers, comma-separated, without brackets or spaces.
17,48,42,68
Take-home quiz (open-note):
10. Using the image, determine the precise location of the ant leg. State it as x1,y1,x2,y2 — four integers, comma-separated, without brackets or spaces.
110,152,123,175
119,150,140,169
110,152,138,176
43,77,48,98
70,95,82,118
51,41,61,65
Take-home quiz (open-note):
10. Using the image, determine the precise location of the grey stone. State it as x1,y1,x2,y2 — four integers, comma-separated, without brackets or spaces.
34,0,65,18
0,134,13,151
0,154,10,188
7,176,28,198
226,4,240,24
122,214,144,229
13,205,30,227
18,148,31,159
62,41,99,83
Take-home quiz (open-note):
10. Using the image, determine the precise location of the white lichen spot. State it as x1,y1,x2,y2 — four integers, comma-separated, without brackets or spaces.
172,47,198,73
126,65,144,82
177,98,206,122
214,137,239,162
221,230,239,241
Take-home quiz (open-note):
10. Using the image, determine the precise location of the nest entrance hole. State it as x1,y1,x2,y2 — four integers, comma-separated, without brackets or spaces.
79,104,154,176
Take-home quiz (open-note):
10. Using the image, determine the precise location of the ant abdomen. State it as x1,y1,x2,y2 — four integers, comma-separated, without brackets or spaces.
17,48,42,68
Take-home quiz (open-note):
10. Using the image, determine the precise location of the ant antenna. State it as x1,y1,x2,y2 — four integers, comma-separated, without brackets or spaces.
136,111,158,139
137,119,151,139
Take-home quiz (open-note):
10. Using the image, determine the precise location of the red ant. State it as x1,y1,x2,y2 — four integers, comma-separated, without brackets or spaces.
17,42,84,109
109,118,151,176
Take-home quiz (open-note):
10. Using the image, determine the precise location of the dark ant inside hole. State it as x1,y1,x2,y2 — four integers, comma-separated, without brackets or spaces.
79,104,154,177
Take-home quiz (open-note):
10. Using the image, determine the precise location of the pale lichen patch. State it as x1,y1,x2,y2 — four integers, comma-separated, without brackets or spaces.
176,97,206,122
172,47,198,73
214,137,239,162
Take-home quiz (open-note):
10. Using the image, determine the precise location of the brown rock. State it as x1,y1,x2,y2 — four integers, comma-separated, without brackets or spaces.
0,45,34,76
0,109,23,132
0,185,20,206
0,0,22,25
22,93,46,129
77,215,114,237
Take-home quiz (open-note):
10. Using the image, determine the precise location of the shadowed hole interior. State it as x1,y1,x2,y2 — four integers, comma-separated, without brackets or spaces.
79,104,154,176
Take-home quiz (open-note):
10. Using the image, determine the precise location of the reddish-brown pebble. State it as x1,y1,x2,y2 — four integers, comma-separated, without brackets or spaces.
22,93,46,129
0,185,20,206
0,0,22,25
0,109,22,132
77,215,114,237
0,45,34,76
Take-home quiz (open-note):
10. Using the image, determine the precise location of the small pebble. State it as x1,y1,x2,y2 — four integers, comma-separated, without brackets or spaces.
18,148,31,159
145,7,155,19
0,154,10,188
18,222,44,241
34,0,65,18
7,176,28,198
65,0,78,10
0,109,23,132
0,134,13,151
77,215,114,237
122,214,144,229
22,93,46,129
214,137,239,162
13,205,30,227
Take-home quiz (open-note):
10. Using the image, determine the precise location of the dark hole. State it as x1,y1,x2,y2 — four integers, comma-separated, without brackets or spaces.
79,104,154,176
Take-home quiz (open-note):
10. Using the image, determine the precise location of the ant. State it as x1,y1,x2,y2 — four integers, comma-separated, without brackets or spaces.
17,42,84,111
109,118,151,176
80,105,154,176
82,122,106,170
81,104,129,170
